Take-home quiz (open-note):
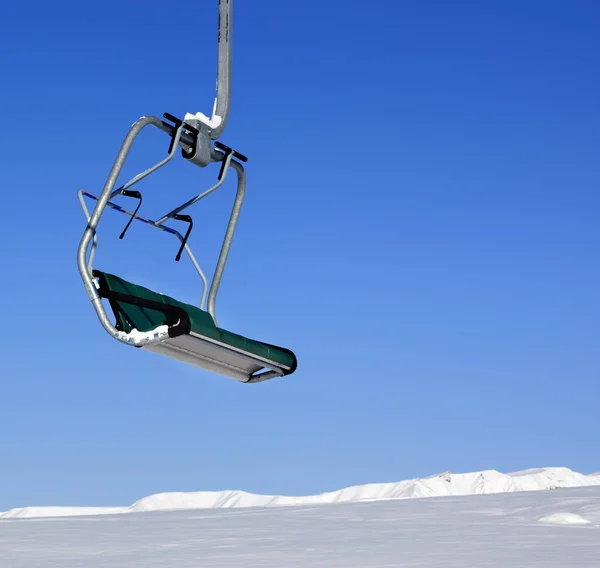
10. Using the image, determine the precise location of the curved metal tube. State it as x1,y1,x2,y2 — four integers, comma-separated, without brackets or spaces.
77,189,98,278
110,124,184,199
77,116,175,346
207,157,245,323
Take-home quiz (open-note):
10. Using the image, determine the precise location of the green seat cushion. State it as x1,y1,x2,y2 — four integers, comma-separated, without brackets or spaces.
94,270,296,371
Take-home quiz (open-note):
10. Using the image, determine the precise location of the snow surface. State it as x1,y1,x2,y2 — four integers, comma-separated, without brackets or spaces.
1,466,599,520
539,512,592,525
1,485,599,567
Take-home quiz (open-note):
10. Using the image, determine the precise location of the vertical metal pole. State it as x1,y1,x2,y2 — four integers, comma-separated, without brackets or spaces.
210,0,232,140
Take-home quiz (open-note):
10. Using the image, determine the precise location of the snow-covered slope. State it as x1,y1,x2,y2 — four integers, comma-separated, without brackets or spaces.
2,486,600,567
2,466,599,519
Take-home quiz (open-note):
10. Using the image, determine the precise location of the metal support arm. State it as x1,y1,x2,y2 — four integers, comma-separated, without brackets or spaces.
208,157,245,323
212,0,232,139
185,0,232,140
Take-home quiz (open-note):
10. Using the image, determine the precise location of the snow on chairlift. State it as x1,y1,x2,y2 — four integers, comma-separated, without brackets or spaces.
76,0,297,383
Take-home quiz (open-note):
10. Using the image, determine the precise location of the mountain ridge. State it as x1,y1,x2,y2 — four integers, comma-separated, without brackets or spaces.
2,466,599,520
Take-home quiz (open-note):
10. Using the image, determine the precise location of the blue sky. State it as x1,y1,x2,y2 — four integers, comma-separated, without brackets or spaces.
0,0,598,510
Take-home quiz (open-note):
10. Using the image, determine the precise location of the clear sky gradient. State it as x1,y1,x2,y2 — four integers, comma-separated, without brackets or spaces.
0,0,598,510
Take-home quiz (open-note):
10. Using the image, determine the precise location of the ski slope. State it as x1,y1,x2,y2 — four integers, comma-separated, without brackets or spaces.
1,485,599,567
1,466,599,519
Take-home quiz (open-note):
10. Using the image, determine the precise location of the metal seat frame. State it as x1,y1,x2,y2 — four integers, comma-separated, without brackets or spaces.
77,0,294,383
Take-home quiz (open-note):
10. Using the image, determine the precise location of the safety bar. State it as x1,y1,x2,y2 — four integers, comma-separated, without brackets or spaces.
78,190,210,311
155,152,233,225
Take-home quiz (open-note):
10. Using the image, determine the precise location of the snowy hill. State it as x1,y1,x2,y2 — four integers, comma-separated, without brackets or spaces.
2,466,599,520
2,485,600,567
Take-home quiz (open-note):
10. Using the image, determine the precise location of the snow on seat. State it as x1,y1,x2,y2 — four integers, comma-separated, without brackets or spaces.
93,270,297,382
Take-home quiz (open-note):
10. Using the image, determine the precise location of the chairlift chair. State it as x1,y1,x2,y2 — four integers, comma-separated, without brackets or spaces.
76,0,297,383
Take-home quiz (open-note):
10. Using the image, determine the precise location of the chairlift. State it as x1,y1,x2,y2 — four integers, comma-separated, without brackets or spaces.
77,0,297,383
